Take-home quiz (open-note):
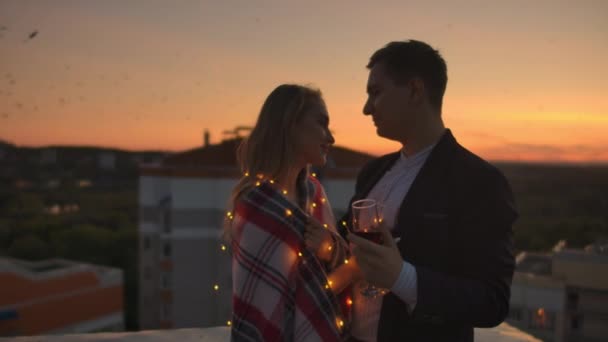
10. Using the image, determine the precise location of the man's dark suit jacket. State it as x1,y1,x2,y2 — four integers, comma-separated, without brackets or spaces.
338,130,517,342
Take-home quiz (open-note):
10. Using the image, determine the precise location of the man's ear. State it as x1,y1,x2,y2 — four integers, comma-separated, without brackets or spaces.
408,77,426,104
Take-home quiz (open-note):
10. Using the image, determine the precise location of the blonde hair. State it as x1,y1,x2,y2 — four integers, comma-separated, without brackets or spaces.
225,84,323,240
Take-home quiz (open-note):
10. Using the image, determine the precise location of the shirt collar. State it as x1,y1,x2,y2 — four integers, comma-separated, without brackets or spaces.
399,142,437,165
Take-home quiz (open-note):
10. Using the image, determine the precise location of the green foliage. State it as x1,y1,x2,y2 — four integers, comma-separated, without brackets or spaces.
499,163,608,252
8,234,52,260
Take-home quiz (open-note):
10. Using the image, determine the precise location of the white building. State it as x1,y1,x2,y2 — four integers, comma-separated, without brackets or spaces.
137,139,371,329
508,244,608,342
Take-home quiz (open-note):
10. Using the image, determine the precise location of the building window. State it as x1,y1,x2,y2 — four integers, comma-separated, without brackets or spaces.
571,313,584,331
163,242,171,257
162,209,171,233
567,292,579,311
529,308,554,330
161,273,171,289
508,307,522,321
143,266,151,280
161,303,171,320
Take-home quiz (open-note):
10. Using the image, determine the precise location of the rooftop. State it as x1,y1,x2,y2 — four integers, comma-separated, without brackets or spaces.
515,252,552,276
142,138,374,179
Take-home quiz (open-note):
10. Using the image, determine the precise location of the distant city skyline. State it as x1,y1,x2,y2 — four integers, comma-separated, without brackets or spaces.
1,0,607,163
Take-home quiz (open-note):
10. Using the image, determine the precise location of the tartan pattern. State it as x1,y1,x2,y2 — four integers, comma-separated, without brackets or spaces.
231,178,347,341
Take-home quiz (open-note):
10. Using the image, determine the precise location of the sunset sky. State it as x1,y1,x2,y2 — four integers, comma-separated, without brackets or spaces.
1,0,607,163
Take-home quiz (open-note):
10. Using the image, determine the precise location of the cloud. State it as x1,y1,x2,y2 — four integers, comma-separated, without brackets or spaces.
463,130,608,162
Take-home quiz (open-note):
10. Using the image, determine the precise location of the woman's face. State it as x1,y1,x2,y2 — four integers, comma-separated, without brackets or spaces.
292,99,335,167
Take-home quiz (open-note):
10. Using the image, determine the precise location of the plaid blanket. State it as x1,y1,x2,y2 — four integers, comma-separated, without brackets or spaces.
231,177,348,341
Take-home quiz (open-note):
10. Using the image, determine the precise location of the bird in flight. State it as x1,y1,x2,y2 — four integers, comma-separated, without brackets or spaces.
23,30,38,42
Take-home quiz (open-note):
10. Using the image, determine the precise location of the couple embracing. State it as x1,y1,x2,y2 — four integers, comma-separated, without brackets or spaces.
225,40,517,342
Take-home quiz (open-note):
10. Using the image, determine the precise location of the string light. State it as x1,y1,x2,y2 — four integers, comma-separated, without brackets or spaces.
321,197,326,203
221,244,227,251
269,180,275,184
227,320,232,326
341,221,347,227
344,259,349,264
346,298,353,306
282,190,288,195
327,245,333,251
338,319,344,328
312,203,317,208
323,224,328,229
285,209,293,217
312,172,317,178
213,284,220,291
244,172,250,177
255,181,261,187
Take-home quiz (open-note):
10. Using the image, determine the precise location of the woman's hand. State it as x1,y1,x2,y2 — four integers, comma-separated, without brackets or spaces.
304,216,334,261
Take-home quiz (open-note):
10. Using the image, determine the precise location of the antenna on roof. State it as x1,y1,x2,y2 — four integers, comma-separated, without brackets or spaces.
222,126,252,141
203,129,210,147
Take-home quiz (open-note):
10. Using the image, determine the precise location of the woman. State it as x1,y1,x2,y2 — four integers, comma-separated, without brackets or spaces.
226,84,354,341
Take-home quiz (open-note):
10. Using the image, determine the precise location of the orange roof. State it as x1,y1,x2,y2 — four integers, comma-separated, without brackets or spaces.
162,139,241,167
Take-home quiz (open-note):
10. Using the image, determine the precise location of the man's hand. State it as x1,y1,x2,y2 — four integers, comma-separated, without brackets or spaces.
304,216,333,261
348,224,403,289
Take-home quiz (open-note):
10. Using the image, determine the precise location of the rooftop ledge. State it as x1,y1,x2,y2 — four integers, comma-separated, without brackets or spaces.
0,323,542,342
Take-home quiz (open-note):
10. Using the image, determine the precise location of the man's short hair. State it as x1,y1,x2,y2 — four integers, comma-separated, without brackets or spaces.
367,40,448,109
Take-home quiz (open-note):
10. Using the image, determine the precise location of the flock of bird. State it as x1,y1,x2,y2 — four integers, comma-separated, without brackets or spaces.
1,26,205,123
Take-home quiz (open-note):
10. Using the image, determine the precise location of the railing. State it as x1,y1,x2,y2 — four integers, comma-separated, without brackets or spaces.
0,323,543,341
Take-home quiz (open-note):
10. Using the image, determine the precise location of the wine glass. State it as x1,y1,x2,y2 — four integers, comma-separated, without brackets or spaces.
351,198,387,298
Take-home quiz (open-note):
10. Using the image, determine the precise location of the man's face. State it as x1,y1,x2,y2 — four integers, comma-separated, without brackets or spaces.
363,63,415,142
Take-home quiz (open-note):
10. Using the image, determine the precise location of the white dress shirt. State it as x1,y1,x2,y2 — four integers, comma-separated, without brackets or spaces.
350,143,435,342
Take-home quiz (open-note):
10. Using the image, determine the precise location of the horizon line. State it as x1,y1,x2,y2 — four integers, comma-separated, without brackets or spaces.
3,139,608,166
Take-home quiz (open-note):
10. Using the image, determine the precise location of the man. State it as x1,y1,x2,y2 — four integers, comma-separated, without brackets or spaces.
341,40,517,341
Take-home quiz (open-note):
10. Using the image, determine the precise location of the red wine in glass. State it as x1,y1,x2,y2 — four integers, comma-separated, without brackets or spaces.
351,199,387,298
353,231,383,244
